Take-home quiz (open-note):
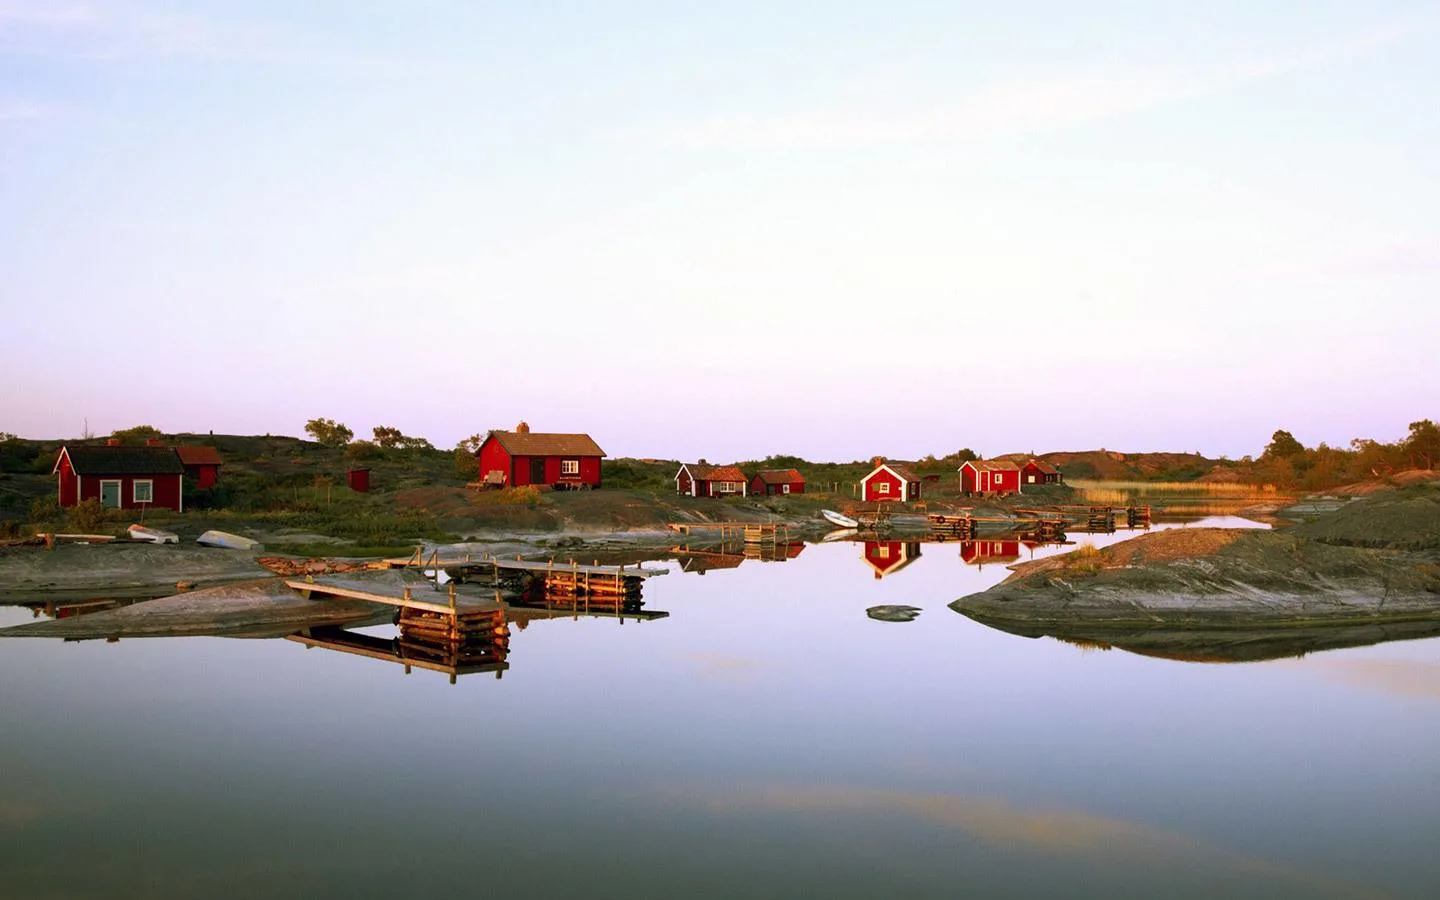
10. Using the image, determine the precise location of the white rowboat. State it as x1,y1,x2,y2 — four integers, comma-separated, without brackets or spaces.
821,509,860,529
196,530,263,551
128,524,179,544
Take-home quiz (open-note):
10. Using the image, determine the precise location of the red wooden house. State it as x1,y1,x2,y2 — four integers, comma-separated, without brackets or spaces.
675,462,749,497
860,459,921,503
476,423,605,489
1021,458,1062,485
749,468,805,496
53,443,186,512
861,540,922,579
959,459,1022,495
175,445,223,488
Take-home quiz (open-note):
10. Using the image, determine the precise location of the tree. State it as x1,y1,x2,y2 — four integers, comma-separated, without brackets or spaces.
1405,419,1440,470
454,433,484,480
304,418,353,447
372,426,403,449
1262,429,1304,460
110,424,163,445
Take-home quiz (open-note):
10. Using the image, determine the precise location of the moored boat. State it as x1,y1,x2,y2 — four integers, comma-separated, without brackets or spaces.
821,509,860,529
128,524,179,544
196,530,263,551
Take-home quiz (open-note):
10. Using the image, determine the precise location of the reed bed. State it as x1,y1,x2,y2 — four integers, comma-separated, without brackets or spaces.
1069,480,1279,506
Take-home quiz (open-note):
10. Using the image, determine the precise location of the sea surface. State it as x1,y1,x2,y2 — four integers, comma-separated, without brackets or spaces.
2,517,1437,899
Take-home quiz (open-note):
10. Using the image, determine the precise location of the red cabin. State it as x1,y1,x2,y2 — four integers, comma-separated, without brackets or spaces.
860,459,921,503
53,444,186,512
960,459,1022,496
1021,458,1062,485
749,468,805,496
861,540,922,579
676,463,748,497
476,423,605,490
175,445,223,489
346,467,371,493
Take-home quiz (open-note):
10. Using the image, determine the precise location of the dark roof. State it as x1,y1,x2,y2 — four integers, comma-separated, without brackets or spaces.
686,464,747,483
1024,459,1060,475
866,462,920,483
754,469,805,484
486,431,605,457
58,445,184,476
175,445,223,466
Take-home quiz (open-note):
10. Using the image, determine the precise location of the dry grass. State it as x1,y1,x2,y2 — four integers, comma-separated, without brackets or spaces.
1070,480,1279,505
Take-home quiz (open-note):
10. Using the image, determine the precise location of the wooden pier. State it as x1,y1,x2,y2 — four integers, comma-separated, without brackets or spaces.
926,513,977,539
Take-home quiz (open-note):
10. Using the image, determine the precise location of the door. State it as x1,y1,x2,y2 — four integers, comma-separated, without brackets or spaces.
530,458,547,485
100,480,122,508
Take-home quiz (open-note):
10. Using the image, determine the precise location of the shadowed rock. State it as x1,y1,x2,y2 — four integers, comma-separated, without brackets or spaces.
867,605,922,623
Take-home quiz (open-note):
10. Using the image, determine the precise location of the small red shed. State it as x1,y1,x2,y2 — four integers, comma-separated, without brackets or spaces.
346,467,371,493
861,540,922,579
476,423,605,490
860,459,921,503
1021,458,1062,485
959,459,1022,495
175,445,223,488
53,444,186,512
749,469,805,496
676,462,749,498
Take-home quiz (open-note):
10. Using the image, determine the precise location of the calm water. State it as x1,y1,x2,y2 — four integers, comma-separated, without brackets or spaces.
2,518,1438,899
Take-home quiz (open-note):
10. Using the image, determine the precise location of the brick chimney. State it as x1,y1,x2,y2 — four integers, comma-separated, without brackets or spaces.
515,421,530,434
872,456,885,468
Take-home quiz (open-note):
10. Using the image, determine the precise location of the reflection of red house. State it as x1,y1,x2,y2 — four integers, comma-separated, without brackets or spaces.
175,445,223,488
1021,458,1062,485
861,459,921,503
749,469,805,496
959,539,1022,567
53,444,185,512
959,459,1022,495
862,540,922,579
476,422,605,489
676,549,747,574
675,463,749,497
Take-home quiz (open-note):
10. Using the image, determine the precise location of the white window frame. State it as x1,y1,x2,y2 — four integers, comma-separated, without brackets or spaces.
133,479,154,504
781,484,790,494
99,479,122,508
876,481,890,495
561,459,580,476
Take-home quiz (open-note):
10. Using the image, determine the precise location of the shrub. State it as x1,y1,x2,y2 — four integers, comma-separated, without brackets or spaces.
1067,543,1106,574
28,496,61,527
66,498,109,533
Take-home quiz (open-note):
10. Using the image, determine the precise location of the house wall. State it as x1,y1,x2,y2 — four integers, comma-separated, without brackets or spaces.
192,465,219,489
540,456,601,487
477,438,513,485
679,469,695,495
862,469,902,502
78,474,183,511
57,456,78,506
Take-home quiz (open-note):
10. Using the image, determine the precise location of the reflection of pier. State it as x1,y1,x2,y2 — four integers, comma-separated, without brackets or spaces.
287,625,508,683
1018,505,1152,533
928,512,1068,542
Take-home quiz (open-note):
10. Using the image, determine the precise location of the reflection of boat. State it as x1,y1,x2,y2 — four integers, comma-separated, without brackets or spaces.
822,510,859,528
196,530,262,551
128,524,179,544
820,527,858,543
952,611,1440,664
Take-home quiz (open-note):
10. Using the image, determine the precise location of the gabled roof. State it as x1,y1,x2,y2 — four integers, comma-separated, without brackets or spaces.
485,431,605,457
961,459,1021,472
862,462,920,484
175,445,223,466
54,445,184,476
754,468,805,484
685,464,747,483
1024,458,1060,475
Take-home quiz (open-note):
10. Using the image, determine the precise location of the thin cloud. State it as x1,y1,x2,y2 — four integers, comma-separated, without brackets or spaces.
657,19,1430,151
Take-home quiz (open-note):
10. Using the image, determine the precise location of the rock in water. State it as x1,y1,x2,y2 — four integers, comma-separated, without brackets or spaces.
867,605,922,623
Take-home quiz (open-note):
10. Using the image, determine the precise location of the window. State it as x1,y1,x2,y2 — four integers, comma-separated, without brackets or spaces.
561,459,580,476
781,484,790,494
133,480,154,503
876,482,890,495
716,481,738,493
1027,475,1036,483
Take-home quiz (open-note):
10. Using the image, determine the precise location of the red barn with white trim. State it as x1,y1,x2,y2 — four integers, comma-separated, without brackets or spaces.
748,468,805,496
860,459,921,503
53,444,185,512
476,423,605,490
676,463,749,497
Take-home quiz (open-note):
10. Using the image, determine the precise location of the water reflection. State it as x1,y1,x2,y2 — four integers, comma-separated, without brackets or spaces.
860,540,922,579
956,613,1440,664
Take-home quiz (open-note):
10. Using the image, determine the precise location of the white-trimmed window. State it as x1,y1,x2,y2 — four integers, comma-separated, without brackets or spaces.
561,459,579,476
133,480,154,503
876,481,890,495
716,481,738,493
781,484,790,494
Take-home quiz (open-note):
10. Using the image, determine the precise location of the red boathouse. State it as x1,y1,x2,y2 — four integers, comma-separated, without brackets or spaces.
53,444,186,512
476,423,605,490
959,459,1022,496
676,462,749,498
749,469,805,496
860,459,921,503
1021,458,1062,485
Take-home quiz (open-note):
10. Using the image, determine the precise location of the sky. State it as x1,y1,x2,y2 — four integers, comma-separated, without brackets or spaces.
2,1,1437,462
